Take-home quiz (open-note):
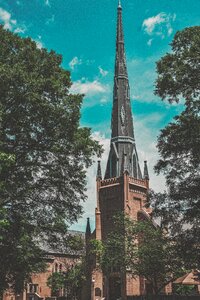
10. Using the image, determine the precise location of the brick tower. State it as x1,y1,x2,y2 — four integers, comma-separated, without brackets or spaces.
91,1,150,299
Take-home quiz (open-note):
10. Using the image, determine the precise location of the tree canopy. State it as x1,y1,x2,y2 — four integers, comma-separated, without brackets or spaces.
155,26,200,104
47,261,86,300
153,26,200,268
91,213,179,295
0,25,102,294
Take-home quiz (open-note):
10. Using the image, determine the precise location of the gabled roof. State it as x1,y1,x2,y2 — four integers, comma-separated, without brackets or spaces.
38,230,85,257
174,270,200,285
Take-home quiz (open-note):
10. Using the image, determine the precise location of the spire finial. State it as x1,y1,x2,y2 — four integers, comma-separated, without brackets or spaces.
118,0,122,8
144,160,149,180
86,217,91,236
122,152,129,174
96,160,102,180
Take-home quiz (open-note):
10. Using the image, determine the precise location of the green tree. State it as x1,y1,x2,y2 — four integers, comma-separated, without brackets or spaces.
174,284,197,296
64,262,86,300
0,212,45,296
0,25,102,295
153,26,200,268
131,221,180,295
47,261,86,300
47,272,65,296
91,213,179,295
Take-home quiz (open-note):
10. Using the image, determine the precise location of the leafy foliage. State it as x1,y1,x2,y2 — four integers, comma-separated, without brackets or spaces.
47,261,86,300
64,263,86,300
154,26,200,269
0,211,45,294
91,213,179,295
47,272,65,295
0,25,102,294
131,221,180,294
155,26,200,103
174,284,197,295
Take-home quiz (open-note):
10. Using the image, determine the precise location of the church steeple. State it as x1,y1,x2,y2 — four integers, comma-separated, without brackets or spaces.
105,2,142,179
96,160,102,180
143,160,149,180
86,217,91,236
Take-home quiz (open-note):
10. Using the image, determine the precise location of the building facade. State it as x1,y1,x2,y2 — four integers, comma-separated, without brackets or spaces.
3,231,84,300
89,1,152,299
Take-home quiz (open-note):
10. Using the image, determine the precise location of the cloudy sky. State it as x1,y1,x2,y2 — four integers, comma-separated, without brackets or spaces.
0,0,199,231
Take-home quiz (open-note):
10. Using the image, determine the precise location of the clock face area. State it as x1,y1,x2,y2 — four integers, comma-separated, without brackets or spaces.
120,105,126,126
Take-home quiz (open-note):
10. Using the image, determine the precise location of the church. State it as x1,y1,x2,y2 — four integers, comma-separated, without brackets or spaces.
85,1,154,299
3,2,157,300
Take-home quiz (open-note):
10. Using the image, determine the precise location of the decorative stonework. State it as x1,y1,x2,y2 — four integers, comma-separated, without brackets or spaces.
120,105,126,126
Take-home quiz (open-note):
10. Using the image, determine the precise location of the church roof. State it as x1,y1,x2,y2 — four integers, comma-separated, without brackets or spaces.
174,270,200,285
38,230,85,257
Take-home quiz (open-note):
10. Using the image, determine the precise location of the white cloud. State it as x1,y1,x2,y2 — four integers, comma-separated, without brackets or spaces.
35,40,43,49
128,57,158,103
11,19,17,25
100,97,108,105
134,113,166,192
143,13,165,35
70,78,109,96
0,7,27,34
167,25,173,36
128,56,181,105
32,36,44,49
98,66,108,77
142,12,176,38
14,25,27,34
69,56,82,70
46,14,55,25
147,38,153,46
45,0,50,6
0,7,16,30
69,57,96,71
132,94,140,100
86,59,95,65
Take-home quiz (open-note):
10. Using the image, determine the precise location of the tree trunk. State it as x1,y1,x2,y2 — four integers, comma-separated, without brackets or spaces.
152,277,159,296
0,289,4,300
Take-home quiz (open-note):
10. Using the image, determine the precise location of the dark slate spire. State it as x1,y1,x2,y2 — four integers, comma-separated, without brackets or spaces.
96,160,102,180
143,160,149,180
105,2,142,179
86,217,91,236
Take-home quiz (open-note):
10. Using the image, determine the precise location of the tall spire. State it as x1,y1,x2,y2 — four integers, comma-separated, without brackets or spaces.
105,2,142,179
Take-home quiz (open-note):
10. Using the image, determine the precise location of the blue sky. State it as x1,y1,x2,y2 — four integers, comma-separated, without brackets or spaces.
0,0,199,231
